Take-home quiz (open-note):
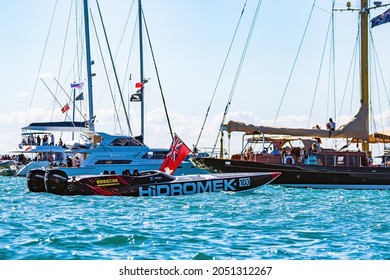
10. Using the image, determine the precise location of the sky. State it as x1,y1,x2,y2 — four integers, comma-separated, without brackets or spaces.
1,0,390,157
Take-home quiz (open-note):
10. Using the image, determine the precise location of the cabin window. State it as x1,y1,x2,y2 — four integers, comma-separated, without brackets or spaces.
337,155,346,166
325,155,335,166
347,155,357,167
360,156,368,167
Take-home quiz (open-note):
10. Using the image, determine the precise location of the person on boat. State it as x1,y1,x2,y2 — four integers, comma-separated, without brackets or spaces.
36,135,41,146
42,135,48,145
73,156,81,167
58,138,63,146
50,134,55,146
65,156,73,167
271,143,280,155
326,118,336,137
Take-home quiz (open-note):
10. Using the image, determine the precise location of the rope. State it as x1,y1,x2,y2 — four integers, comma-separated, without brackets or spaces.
213,0,263,153
96,0,133,135
195,0,248,149
142,10,174,141
307,14,332,127
273,0,318,125
26,0,59,125
51,0,74,121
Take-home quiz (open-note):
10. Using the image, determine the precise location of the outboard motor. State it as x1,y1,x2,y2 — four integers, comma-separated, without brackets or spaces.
44,169,69,195
27,169,46,192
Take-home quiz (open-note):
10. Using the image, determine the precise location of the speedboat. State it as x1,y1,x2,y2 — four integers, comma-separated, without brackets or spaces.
0,160,19,176
27,168,280,196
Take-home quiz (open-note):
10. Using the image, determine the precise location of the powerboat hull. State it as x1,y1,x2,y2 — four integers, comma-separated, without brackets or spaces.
192,157,390,190
27,169,280,196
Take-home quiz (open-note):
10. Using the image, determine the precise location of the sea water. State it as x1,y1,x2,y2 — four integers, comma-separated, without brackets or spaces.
1,176,390,260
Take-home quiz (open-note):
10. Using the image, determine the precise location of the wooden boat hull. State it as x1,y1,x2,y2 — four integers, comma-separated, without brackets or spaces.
192,157,390,190
27,168,280,196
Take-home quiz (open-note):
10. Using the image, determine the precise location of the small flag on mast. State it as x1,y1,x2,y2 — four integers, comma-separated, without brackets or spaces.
371,8,390,28
71,82,84,89
75,92,84,101
61,103,70,113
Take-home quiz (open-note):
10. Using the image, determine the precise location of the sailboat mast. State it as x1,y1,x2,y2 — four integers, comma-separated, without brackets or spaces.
138,0,145,142
83,0,95,133
360,0,369,151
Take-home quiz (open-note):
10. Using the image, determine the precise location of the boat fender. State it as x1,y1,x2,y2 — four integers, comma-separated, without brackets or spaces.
283,155,295,164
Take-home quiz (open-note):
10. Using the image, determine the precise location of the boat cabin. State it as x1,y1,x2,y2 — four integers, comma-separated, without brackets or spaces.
231,133,372,168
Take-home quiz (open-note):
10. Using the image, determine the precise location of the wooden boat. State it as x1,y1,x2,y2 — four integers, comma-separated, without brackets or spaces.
192,1,390,190
26,168,280,196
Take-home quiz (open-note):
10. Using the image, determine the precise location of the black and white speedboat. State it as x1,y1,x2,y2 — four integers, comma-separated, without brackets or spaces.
27,168,280,197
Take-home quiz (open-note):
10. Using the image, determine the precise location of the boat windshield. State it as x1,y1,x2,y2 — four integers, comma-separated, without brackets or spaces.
108,137,144,147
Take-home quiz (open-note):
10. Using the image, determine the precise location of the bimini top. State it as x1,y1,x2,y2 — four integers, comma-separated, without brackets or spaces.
22,121,91,132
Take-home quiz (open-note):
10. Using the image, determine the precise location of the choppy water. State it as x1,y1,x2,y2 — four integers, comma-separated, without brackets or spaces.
1,176,390,260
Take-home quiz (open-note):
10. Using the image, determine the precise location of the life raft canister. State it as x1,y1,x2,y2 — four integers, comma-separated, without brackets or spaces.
44,169,69,195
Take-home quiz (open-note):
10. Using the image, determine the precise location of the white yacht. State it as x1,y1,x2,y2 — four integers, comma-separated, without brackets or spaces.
49,132,208,176
11,122,93,177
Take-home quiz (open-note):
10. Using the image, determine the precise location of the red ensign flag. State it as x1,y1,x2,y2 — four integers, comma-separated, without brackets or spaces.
159,134,191,175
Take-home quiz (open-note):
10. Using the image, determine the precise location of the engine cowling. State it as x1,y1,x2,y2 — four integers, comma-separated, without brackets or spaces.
27,169,46,192
44,169,69,195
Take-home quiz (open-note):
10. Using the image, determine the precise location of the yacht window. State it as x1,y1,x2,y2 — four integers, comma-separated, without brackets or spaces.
108,137,143,146
142,151,168,159
347,155,357,167
360,156,368,167
325,155,335,166
95,160,133,164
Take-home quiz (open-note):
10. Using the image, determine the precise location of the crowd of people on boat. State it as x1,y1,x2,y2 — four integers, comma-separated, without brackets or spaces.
21,134,65,147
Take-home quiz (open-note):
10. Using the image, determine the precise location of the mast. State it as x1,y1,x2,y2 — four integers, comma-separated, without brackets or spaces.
360,0,370,152
138,0,145,142
83,0,95,133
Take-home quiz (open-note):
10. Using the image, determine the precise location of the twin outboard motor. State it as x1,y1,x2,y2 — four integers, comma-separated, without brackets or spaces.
44,169,69,195
27,169,46,192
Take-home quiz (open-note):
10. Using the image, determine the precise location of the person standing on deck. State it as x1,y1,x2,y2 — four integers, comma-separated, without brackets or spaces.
326,118,335,137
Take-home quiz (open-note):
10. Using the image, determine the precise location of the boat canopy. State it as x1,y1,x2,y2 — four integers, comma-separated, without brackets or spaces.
22,121,90,132
225,103,369,140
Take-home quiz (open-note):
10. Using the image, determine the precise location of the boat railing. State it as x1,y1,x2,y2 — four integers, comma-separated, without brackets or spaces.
190,147,227,159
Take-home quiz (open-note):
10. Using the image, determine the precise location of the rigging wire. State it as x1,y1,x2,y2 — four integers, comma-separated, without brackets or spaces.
307,14,332,127
25,0,59,125
273,0,318,126
142,10,174,141
53,77,87,121
369,29,390,134
89,10,125,134
194,0,248,149
95,0,133,135
337,34,359,121
213,0,263,153
51,0,74,121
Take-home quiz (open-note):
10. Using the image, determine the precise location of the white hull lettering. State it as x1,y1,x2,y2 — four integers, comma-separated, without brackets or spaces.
138,179,239,197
